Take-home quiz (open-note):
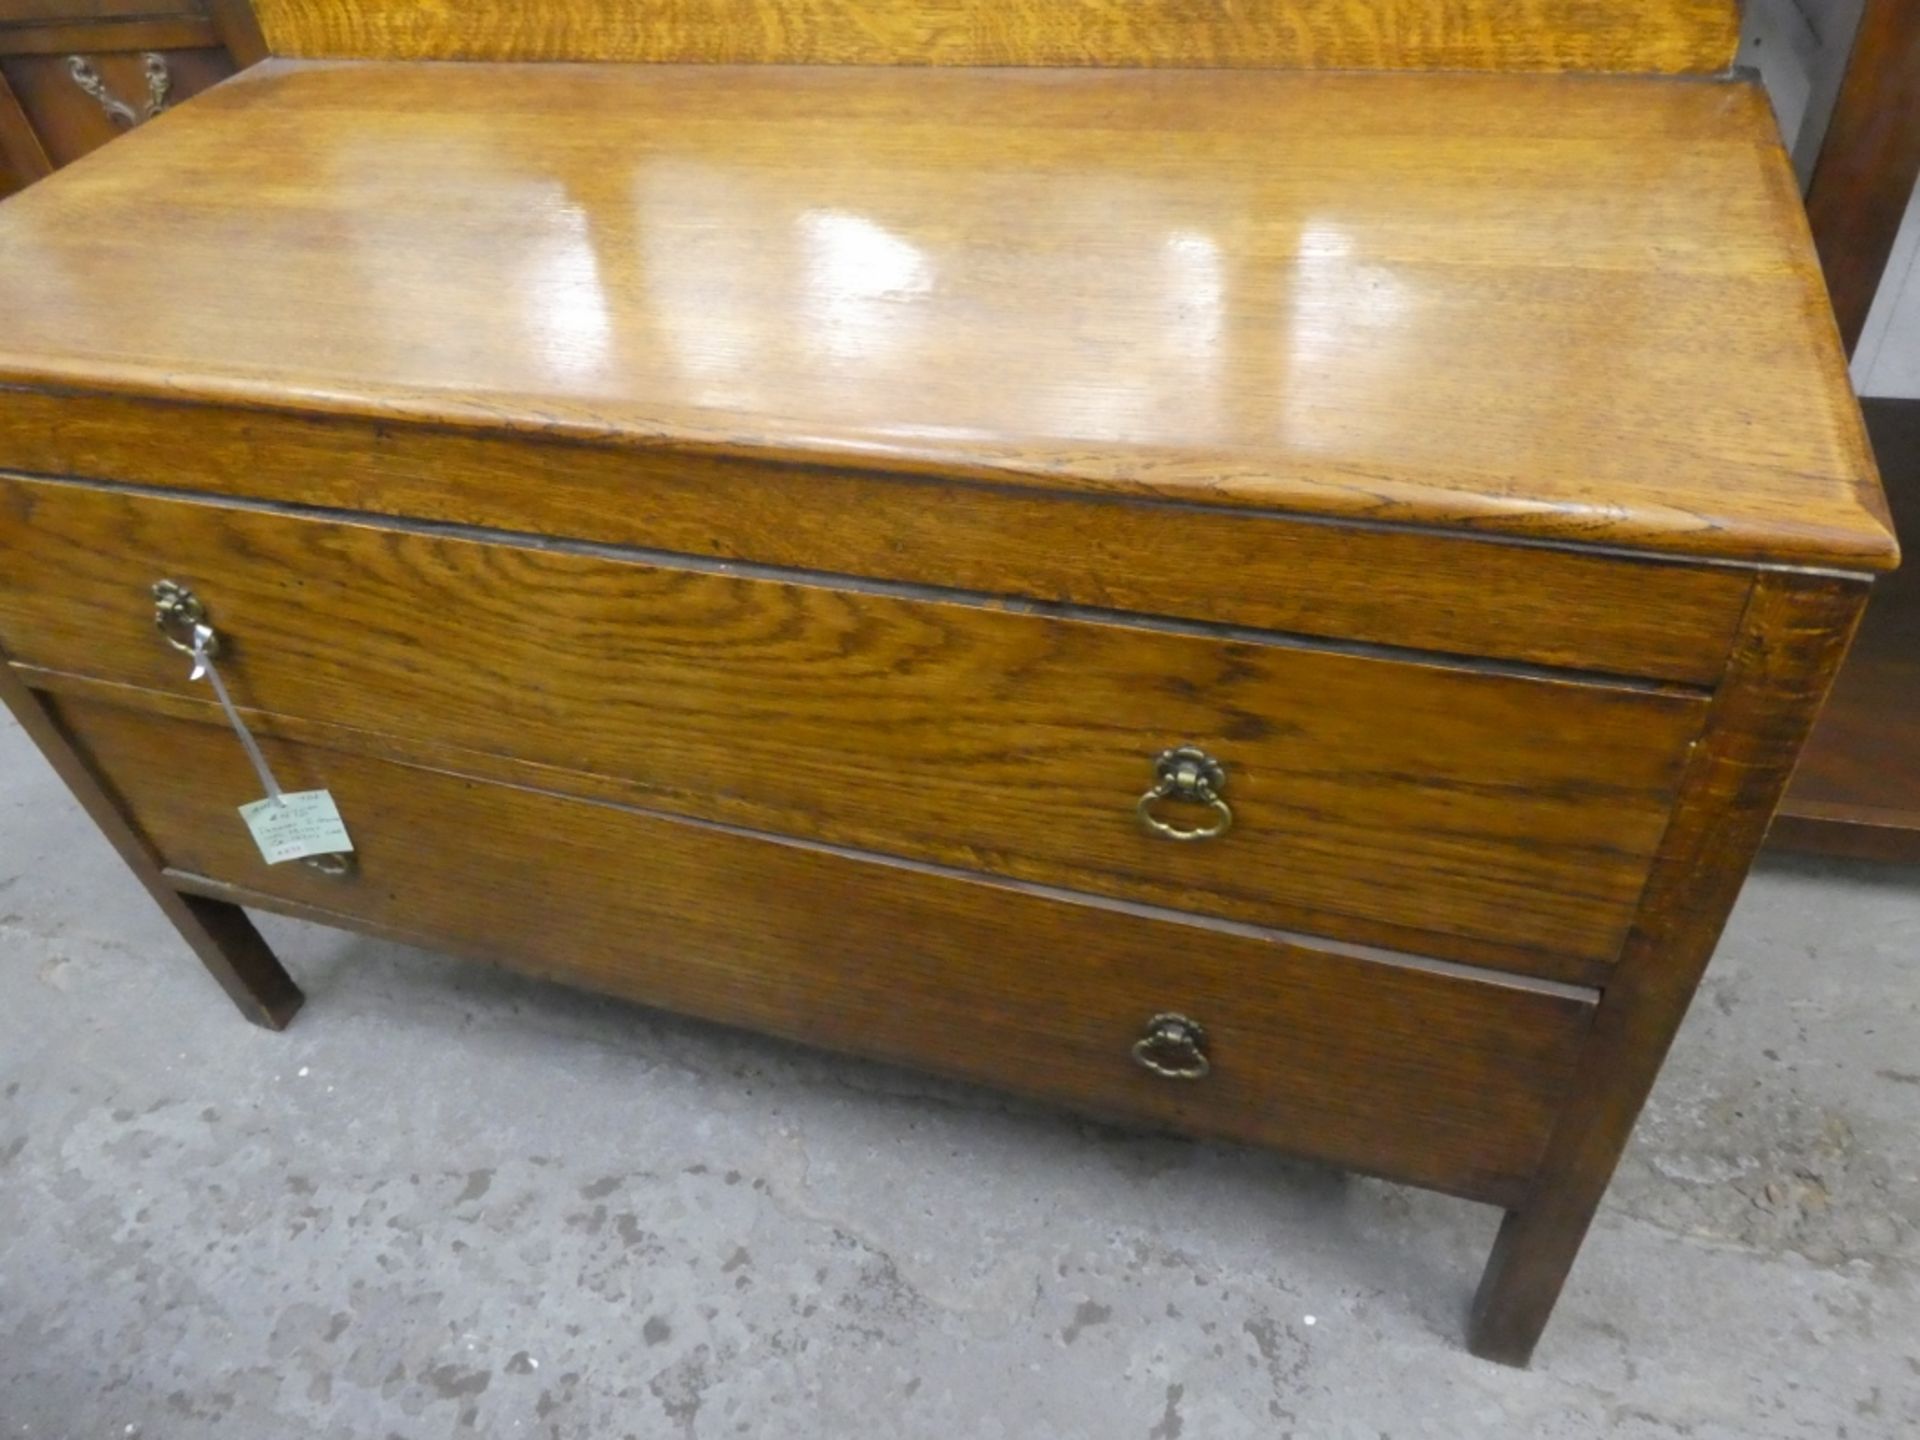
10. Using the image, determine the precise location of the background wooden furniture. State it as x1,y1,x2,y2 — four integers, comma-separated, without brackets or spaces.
0,0,263,199
1772,0,1920,861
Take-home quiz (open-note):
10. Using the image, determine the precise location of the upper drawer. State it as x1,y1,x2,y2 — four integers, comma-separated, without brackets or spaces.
0,390,1753,682
0,477,1708,981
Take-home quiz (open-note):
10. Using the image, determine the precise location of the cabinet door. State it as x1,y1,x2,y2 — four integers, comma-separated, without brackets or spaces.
0,45,233,167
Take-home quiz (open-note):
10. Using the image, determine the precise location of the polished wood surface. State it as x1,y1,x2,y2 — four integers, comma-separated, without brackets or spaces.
1774,399,1920,862
0,389,1755,684
56,691,1598,1206
0,476,1707,978
1470,572,1868,1364
0,61,1891,570
250,0,1740,72
1806,0,1920,355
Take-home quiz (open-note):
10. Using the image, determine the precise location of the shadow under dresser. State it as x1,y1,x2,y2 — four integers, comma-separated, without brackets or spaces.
0,52,1896,1364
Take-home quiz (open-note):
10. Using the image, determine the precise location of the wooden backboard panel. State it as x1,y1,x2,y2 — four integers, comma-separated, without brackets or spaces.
250,0,1742,72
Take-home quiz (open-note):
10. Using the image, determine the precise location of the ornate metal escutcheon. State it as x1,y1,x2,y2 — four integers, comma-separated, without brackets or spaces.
67,52,173,128
1136,745,1233,842
1131,1013,1211,1080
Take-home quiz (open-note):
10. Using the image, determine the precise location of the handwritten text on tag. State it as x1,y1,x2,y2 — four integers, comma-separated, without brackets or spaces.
238,790,354,865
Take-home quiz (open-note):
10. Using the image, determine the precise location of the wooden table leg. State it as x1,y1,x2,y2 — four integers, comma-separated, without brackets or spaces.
1468,573,1867,1364
0,660,302,1030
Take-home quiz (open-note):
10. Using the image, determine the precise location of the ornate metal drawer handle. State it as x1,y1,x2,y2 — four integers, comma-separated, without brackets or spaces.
301,853,355,878
152,579,218,657
1136,746,1233,842
1132,1013,1210,1080
66,53,172,128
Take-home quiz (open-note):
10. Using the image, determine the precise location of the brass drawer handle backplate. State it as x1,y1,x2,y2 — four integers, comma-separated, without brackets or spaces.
1132,1013,1211,1080
152,578,217,657
66,53,172,129
1137,745,1233,842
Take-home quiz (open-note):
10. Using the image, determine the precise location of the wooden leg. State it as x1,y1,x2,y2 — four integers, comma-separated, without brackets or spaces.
159,891,304,1030
0,662,303,1029
1464,575,1869,1365
1468,1201,1596,1366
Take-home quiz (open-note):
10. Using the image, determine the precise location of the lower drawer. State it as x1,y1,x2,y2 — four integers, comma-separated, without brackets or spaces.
56,694,1597,1205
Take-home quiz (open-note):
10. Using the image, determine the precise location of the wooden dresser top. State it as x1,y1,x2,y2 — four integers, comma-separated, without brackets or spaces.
0,59,1894,569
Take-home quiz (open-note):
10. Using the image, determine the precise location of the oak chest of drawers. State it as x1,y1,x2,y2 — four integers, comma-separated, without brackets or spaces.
0,46,1896,1364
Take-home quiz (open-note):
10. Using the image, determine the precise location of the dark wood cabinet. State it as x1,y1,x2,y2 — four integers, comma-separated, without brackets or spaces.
0,0,262,197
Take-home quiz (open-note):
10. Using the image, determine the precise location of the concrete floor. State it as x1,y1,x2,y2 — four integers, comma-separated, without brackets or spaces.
0,709,1916,1439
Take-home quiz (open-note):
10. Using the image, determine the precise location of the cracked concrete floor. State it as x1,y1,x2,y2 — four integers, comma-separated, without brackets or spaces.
1,708,1916,1440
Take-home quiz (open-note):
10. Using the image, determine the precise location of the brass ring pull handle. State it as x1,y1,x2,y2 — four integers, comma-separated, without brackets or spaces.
152,579,218,658
301,853,355,878
1131,1013,1210,1080
1136,746,1232,842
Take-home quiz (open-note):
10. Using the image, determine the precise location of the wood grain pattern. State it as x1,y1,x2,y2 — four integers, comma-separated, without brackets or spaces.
12,660,1637,993
0,647,301,1028
0,476,1710,977
1468,572,1871,1365
248,0,1740,72
0,389,1756,684
0,61,1891,570
54,690,1599,1206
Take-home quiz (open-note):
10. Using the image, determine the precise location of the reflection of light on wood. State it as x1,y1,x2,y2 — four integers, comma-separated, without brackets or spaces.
523,199,611,384
801,210,933,364
1164,230,1224,434
634,161,771,411
1283,221,1418,455
1028,219,1230,443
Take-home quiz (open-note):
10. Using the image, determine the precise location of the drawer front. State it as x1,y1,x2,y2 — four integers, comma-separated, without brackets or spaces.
0,391,1754,684
56,694,1597,1204
0,478,1709,978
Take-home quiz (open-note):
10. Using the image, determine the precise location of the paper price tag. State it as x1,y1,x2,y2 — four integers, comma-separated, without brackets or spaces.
239,790,354,865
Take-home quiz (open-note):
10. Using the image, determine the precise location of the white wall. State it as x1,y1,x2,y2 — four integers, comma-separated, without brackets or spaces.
1852,179,1920,397
1739,0,1863,182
